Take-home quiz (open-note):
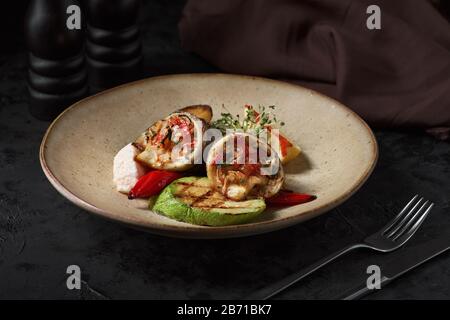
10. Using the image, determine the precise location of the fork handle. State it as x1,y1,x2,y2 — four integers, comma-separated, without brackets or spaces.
248,243,367,300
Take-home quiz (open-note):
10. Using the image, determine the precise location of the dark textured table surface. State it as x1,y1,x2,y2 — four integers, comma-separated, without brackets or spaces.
0,1,449,299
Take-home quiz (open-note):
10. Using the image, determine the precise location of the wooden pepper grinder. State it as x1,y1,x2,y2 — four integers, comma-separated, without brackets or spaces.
25,0,88,121
85,0,143,93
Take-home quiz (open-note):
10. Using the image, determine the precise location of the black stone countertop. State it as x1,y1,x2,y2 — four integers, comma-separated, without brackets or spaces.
0,1,449,299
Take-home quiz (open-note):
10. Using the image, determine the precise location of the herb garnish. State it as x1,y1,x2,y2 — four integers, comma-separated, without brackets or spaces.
211,104,285,135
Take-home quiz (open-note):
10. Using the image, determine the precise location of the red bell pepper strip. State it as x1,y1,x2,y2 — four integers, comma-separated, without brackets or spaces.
128,170,183,199
267,190,316,207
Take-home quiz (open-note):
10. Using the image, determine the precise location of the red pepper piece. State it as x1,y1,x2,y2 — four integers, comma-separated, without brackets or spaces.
267,190,316,207
128,170,183,199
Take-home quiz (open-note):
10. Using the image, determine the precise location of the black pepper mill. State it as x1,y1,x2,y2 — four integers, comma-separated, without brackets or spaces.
25,0,88,121
85,0,143,93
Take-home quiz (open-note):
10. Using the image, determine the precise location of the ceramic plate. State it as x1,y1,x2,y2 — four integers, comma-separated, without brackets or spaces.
40,74,377,238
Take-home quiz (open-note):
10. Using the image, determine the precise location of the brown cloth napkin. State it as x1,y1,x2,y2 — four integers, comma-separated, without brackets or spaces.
179,0,450,139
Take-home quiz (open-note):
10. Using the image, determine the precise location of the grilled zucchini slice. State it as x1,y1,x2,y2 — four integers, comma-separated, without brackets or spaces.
153,177,266,226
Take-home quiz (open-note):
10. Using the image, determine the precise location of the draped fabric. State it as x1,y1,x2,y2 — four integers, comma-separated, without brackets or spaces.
179,0,450,139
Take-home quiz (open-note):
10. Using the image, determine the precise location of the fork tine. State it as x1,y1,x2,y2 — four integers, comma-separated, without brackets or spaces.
389,200,429,239
384,196,423,236
383,195,419,234
393,202,433,242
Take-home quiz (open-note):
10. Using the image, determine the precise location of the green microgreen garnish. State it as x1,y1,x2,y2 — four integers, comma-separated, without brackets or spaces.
211,104,285,135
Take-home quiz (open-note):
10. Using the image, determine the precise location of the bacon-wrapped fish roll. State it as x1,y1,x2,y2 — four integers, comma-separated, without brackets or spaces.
133,106,211,171
206,132,284,201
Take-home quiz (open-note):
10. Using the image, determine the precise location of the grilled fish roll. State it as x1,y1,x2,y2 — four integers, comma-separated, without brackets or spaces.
206,132,284,201
133,111,206,171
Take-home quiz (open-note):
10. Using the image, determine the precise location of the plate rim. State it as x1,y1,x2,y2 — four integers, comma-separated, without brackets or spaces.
40,73,378,239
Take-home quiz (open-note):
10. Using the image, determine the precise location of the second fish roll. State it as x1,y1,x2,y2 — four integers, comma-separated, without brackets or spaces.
206,132,284,201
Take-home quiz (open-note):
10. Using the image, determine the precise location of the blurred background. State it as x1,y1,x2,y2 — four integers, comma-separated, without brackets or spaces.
0,0,218,72
1,0,449,54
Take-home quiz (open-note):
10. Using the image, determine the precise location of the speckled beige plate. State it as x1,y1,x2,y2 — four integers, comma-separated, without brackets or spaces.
40,73,377,239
